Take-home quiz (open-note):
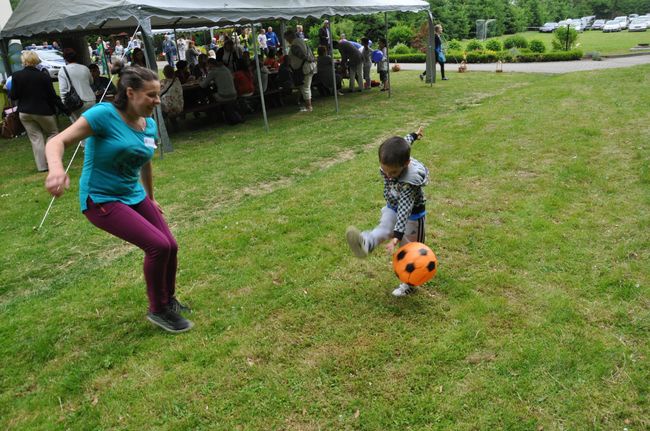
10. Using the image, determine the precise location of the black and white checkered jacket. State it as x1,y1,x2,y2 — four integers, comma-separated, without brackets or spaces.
381,132,429,240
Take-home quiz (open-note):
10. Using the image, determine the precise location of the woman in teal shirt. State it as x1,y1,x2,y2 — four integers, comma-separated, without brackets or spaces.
45,63,193,333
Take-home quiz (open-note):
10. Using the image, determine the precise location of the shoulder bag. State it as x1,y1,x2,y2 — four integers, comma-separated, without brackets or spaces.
62,66,84,111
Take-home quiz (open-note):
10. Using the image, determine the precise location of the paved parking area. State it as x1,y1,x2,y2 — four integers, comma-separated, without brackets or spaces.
398,54,650,74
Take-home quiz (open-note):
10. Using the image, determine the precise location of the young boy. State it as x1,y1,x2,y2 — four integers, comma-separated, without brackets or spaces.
377,38,389,91
346,126,428,297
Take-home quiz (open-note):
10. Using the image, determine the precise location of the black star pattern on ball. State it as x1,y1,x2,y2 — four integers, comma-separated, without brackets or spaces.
427,261,436,271
396,250,407,261
405,263,416,273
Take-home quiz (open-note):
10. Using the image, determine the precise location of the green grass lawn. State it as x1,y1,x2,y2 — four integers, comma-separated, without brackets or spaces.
461,30,650,56
1,66,649,430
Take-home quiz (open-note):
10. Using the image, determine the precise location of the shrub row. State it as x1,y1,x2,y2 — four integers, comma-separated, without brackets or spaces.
389,50,583,63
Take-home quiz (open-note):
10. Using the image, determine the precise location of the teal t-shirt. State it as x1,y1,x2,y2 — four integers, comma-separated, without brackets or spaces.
79,102,158,211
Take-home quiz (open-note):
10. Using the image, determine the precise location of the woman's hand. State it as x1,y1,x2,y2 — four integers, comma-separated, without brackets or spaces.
416,126,424,139
45,168,70,197
150,198,164,214
385,237,399,254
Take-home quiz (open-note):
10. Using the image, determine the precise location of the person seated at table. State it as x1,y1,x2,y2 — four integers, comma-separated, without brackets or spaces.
276,54,294,92
200,58,237,102
192,54,209,80
233,59,254,97
264,47,280,71
88,63,117,101
175,60,194,84
160,65,184,130
215,39,240,73
250,57,269,94
315,45,343,97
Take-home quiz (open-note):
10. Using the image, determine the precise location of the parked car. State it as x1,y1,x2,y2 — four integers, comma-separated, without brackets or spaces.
539,22,558,32
25,49,65,79
581,16,596,30
613,16,629,29
603,20,622,32
628,17,649,31
590,19,607,30
569,19,585,32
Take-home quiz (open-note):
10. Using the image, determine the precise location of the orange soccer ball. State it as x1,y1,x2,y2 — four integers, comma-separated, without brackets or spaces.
392,242,438,286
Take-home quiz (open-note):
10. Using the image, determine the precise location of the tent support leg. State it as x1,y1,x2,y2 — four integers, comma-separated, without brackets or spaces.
327,17,340,114
251,24,270,132
426,12,436,85
280,21,287,56
0,38,12,78
384,13,391,98
140,17,173,155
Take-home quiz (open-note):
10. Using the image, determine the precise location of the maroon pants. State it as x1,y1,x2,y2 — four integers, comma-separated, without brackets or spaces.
84,197,177,313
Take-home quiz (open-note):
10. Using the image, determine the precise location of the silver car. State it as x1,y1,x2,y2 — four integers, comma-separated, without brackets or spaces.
539,22,558,33
603,20,622,32
29,49,66,80
628,18,649,31
591,19,607,30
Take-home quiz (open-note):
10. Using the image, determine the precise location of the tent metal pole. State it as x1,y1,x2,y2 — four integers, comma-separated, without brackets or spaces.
0,38,12,78
140,17,173,155
327,17,339,114
384,13,391,98
251,23,270,132
280,21,287,55
427,11,436,85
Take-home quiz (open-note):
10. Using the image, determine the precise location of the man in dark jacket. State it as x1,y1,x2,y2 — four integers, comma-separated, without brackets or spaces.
333,39,363,92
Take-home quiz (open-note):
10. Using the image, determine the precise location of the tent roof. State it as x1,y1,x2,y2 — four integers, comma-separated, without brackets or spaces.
1,0,430,38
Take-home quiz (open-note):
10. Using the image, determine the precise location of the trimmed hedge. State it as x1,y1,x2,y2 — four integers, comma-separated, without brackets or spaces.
516,50,583,62
389,53,426,62
388,50,583,63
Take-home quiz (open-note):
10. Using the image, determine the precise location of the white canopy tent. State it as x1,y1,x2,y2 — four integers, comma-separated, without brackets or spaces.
1,0,436,153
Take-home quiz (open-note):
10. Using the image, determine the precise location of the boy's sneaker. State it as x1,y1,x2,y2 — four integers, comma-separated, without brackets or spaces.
392,283,415,297
346,226,369,258
147,309,194,333
169,297,191,314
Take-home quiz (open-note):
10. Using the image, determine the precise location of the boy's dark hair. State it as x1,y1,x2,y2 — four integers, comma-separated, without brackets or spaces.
378,136,411,166
361,37,369,45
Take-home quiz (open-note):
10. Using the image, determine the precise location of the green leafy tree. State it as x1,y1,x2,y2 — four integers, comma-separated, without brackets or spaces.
388,25,415,46
331,18,356,41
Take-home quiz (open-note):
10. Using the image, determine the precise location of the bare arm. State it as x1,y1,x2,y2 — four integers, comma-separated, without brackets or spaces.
140,160,154,199
44,117,94,197
140,160,164,213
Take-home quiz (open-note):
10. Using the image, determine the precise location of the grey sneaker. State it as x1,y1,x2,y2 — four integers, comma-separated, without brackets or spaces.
147,309,194,333
169,297,191,314
392,283,415,297
346,226,369,258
